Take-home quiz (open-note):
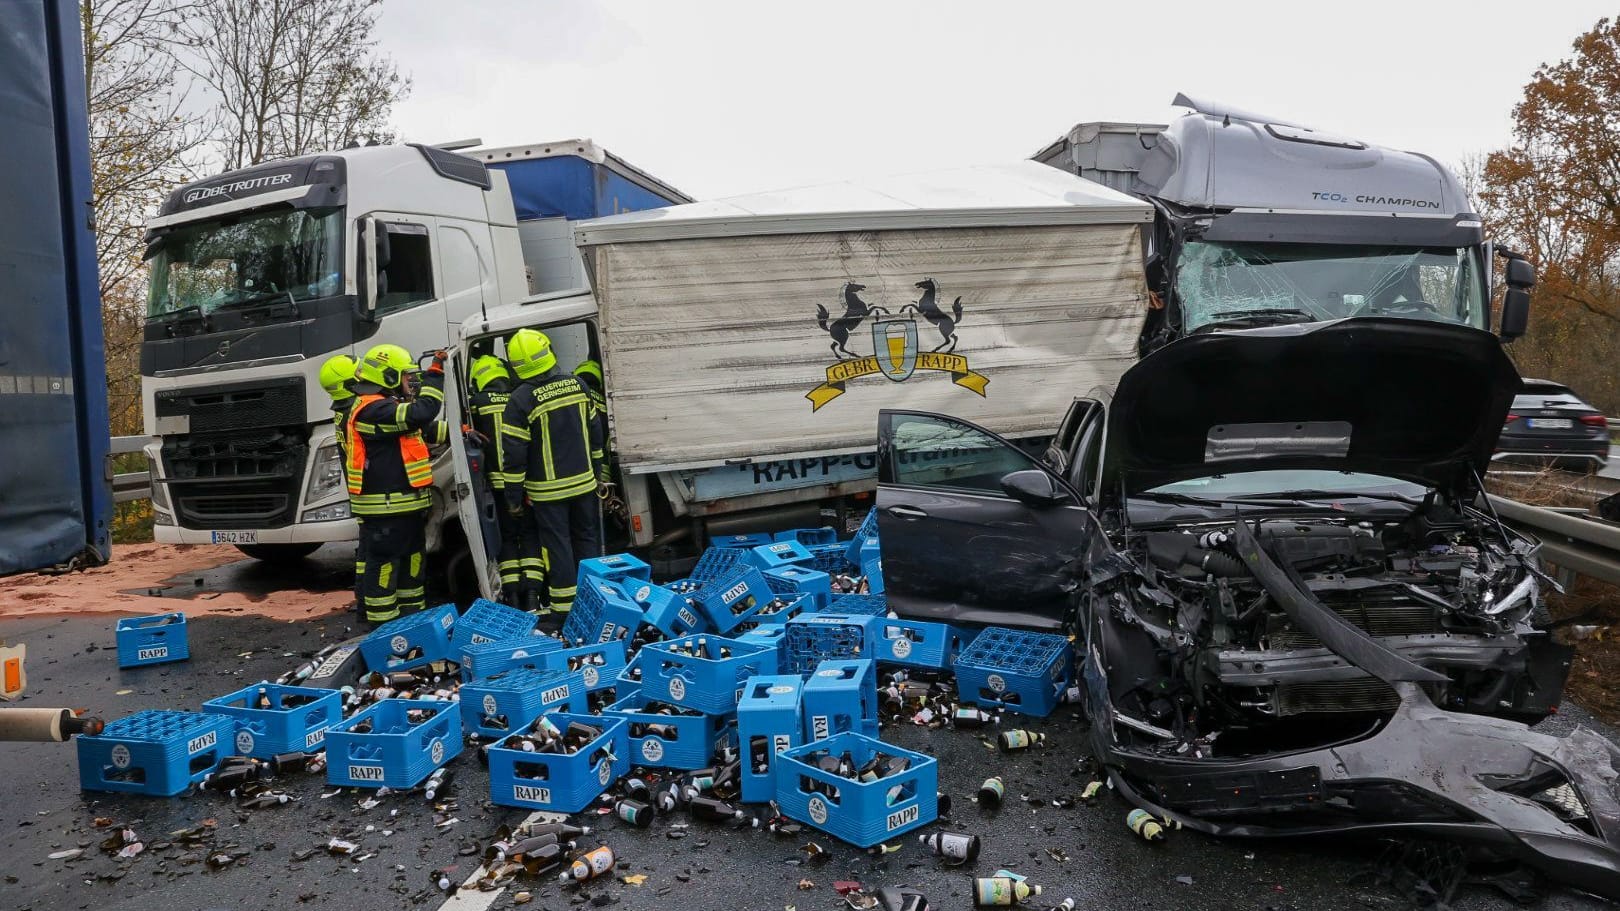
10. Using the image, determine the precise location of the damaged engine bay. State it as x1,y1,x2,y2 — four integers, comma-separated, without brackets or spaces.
1115,500,1560,741
1081,498,1620,901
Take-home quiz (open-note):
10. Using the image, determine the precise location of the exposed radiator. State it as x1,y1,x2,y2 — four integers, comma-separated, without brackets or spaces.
1275,678,1399,715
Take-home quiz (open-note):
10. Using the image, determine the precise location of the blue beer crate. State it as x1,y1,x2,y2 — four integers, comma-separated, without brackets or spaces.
712,532,775,549
538,638,628,693
578,552,652,586
325,698,461,789
115,612,189,668
203,683,343,757
487,713,629,813
460,666,588,739
603,694,736,770
736,625,788,667
783,613,878,675
873,619,975,670
745,540,813,572
740,593,811,629
826,593,888,617
764,565,833,610
775,732,938,848
737,675,804,804
77,710,232,796
842,508,879,568
801,659,878,741
629,634,777,714
774,527,839,547
861,547,884,594
359,603,457,673
690,545,748,582
562,577,644,646
806,543,857,577
451,599,537,665
688,564,775,634
460,634,563,682
640,585,710,639
953,627,1074,718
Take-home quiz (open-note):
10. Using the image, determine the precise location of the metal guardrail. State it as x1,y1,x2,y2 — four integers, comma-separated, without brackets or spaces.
1609,417,1620,432
1488,493,1620,588
111,435,153,504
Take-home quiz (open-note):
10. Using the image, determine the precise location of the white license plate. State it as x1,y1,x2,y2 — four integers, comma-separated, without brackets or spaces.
1528,418,1573,429
211,530,258,544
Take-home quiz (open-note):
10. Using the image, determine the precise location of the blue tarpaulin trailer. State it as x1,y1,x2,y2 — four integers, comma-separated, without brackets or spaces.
0,0,112,574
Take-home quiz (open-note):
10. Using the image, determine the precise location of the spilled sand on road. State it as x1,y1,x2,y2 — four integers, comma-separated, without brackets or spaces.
0,544,349,621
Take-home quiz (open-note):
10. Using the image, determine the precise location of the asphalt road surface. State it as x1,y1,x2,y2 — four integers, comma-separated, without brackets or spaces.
2,557,1617,911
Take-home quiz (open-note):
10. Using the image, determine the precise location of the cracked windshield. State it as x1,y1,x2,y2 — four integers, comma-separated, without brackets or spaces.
1176,240,1487,332
146,206,343,318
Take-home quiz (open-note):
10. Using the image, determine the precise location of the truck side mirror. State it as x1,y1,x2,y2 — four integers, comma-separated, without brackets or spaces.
1500,287,1530,341
1505,257,1535,290
358,217,392,319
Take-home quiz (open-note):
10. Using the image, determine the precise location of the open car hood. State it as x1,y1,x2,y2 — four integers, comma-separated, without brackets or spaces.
1104,318,1521,498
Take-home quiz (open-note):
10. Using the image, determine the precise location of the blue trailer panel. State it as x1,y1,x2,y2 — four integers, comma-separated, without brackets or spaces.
0,0,111,574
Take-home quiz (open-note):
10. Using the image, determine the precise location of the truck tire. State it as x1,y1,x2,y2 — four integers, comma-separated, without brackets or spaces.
235,543,322,564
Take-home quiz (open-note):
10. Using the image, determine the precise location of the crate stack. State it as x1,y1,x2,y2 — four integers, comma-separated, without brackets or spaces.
78,512,1078,856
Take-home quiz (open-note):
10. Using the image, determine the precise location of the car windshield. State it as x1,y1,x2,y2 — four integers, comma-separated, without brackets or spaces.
1144,469,1428,501
1175,241,1486,332
146,206,343,318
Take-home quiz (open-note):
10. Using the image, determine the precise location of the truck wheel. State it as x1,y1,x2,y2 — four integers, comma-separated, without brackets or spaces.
235,543,322,564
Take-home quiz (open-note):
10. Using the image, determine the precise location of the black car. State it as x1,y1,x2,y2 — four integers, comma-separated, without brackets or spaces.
1495,378,1610,469
875,319,1620,899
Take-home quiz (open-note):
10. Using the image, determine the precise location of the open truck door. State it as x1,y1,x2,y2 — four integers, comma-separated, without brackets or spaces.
875,409,1095,632
443,349,501,601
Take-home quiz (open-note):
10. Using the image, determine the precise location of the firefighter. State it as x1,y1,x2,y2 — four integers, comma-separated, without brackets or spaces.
319,354,363,610
468,354,544,610
501,329,602,622
346,343,446,625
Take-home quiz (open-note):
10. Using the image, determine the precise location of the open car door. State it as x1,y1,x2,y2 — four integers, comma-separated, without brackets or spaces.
443,349,501,601
876,409,1094,631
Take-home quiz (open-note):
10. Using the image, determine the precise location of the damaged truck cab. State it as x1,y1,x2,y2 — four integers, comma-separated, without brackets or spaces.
1034,94,1535,351
876,318,1620,899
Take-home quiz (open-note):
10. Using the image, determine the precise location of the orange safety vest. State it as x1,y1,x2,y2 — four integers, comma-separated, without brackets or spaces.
344,393,433,495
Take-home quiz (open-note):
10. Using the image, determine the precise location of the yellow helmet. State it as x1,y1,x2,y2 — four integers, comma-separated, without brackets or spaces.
356,343,413,389
573,359,602,388
319,355,357,401
470,354,513,391
507,329,556,379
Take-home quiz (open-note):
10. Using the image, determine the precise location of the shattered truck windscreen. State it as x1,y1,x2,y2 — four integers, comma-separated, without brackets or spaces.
1175,241,1487,332
146,206,343,318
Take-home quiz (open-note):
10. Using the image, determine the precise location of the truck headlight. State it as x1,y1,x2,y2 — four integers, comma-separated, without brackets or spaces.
306,442,345,503
301,502,351,522
153,510,175,526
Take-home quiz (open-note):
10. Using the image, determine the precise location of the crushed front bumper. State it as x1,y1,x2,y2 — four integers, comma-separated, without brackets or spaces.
1099,684,1620,900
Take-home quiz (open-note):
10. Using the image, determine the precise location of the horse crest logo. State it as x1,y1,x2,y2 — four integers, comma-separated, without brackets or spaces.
807,278,988,411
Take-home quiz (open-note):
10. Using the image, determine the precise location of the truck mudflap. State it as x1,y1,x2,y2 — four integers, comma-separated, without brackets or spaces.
1101,683,1620,900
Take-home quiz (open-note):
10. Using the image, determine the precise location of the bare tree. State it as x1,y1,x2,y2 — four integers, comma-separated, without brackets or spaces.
82,0,203,435
177,0,409,169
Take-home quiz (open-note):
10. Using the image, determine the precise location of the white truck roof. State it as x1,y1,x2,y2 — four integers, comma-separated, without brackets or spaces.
573,160,1152,245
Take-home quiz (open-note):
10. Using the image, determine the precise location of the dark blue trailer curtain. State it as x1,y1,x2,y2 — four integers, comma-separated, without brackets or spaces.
0,0,112,573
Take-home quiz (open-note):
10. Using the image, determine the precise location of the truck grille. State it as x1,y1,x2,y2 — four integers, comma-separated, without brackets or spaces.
161,429,308,530
155,377,305,433
1276,678,1399,715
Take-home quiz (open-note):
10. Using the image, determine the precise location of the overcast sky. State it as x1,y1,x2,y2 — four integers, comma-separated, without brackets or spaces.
374,0,1614,200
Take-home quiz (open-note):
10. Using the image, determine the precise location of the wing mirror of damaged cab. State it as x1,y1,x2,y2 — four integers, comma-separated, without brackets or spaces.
1000,469,1069,507
1498,252,1535,342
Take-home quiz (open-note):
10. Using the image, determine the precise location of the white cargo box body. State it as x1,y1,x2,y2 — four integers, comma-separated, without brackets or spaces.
575,161,1153,472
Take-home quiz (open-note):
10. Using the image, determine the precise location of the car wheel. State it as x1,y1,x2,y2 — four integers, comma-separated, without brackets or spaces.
234,542,322,564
